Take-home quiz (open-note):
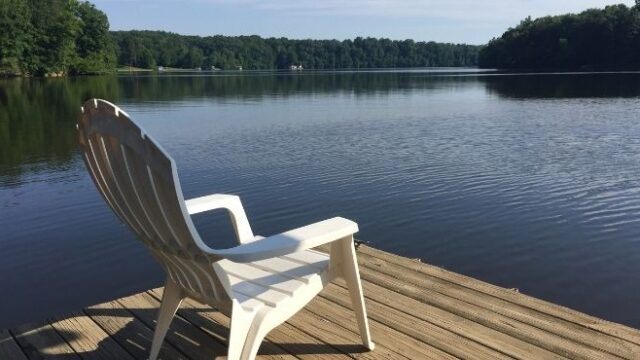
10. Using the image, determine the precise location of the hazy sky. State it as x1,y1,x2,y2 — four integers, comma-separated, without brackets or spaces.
93,0,635,44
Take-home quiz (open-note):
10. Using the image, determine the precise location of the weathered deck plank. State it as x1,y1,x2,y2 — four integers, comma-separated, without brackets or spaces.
0,329,28,360
355,256,622,359
304,291,454,360
322,280,522,360
49,312,135,360
12,322,80,359
7,245,640,360
116,291,231,359
84,300,188,360
359,246,640,346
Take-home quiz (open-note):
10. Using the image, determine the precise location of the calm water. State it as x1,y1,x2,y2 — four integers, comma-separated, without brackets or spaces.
2,70,640,329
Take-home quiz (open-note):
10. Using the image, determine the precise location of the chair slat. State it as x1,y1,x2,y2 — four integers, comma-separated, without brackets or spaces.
148,168,200,253
100,135,155,240
250,256,330,284
84,136,133,231
190,260,222,299
122,148,173,247
227,274,291,307
120,144,166,244
283,249,330,269
220,261,305,296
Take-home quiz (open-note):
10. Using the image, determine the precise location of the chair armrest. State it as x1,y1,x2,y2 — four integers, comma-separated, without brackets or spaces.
209,217,358,263
185,194,255,244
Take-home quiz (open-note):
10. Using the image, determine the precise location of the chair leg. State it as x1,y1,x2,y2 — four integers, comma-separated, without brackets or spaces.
338,236,375,350
149,278,183,360
227,301,255,360
240,314,270,360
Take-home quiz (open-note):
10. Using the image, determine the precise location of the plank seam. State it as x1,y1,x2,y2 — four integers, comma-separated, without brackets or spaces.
323,282,521,360
280,315,374,360
360,246,640,347
113,296,196,360
280,322,364,360
80,308,140,360
301,296,448,360
355,260,624,359
6,329,31,360
45,318,83,359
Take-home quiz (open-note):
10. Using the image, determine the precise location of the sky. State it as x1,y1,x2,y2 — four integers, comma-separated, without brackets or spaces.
93,0,636,45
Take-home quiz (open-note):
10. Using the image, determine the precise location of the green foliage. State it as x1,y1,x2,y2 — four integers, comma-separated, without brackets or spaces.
1,0,478,75
110,31,481,70
479,4,640,69
0,0,116,76
0,0,32,74
71,1,116,74
28,0,80,75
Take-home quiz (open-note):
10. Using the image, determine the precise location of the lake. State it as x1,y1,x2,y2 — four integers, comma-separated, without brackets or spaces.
1,69,640,329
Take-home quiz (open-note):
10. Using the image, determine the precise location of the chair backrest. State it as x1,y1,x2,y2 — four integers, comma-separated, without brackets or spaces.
78,99,230,302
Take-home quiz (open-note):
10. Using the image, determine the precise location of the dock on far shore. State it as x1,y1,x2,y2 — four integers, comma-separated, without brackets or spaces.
2,245,640,359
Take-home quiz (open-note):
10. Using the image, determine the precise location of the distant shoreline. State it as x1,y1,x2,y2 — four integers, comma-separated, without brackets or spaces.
8,66,640,79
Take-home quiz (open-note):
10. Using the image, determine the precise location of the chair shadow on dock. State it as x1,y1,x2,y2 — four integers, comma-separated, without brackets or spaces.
10,290,370,360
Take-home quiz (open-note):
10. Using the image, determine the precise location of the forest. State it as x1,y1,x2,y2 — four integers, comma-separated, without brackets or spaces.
4,0,640,75
0,0,479,75
110,31,480,70
479,3,640,69
0,0,115,76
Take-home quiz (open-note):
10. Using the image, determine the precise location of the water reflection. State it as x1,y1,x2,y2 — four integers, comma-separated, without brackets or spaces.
0,77,119,185
1,72,480,184
483,72,640,98
6,70,640,183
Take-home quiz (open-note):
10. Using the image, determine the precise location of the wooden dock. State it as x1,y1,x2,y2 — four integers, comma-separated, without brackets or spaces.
3,245,640,359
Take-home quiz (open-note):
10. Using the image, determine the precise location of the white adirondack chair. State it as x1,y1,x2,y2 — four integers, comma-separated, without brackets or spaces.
77,99,374,360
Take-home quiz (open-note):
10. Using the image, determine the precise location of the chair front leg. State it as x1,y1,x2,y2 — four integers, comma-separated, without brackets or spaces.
331,236,375,350
228,300,257,360
149,277,184,360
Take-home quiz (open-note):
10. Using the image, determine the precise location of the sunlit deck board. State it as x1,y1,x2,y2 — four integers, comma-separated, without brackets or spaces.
11,322,80,359
6,245,640,359
84,299,188,360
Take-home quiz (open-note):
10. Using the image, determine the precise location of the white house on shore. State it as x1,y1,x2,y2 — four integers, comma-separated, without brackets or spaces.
289,65,304,70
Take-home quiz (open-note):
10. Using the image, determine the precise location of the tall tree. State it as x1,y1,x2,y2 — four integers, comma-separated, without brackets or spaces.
27,0,79,75
0,0,116,75
0,0,32,74
72,1,116,74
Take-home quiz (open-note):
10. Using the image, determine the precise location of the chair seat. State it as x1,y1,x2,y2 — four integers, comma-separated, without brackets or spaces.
218,249,330,311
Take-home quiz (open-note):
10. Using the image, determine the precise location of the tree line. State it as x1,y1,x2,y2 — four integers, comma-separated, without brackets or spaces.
111,31,480,70
0,0,115,76
5,0,640,75
479,3,640,69
0,0,479,75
